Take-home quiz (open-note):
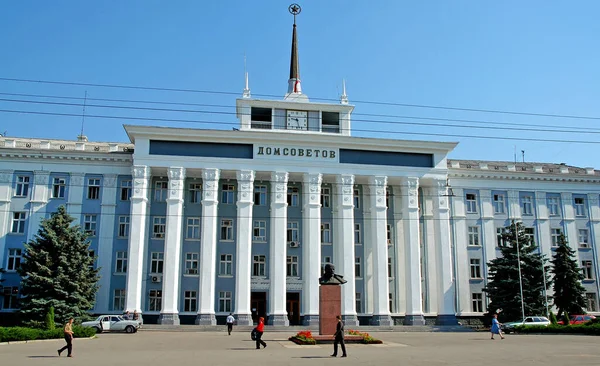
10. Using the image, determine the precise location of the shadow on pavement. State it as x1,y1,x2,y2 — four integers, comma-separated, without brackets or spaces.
28,356,59,358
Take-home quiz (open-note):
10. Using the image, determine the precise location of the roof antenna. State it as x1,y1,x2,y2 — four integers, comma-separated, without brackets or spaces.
78,91,88,142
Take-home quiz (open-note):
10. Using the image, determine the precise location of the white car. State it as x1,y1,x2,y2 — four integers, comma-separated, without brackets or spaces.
502,316,551,333
82,315,140,334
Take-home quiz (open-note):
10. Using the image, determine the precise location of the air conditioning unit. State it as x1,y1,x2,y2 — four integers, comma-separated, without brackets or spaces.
151,275,162,283
289,241,299,248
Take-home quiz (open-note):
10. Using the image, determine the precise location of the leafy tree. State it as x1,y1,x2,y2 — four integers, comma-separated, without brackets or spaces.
18,206,99,326
550,233,586,318
549,312,558,325
484,221,551,322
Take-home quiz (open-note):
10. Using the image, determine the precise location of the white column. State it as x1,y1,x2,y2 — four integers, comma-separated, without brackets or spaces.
402,177,425,325
561,192,580,255
432,179,457,324
480,190,496,279
125,165,150,319
535,191,554,306
0,170,13,274
95,174,118,314
588,194,600,297
159,167,186,325
334,174,359,326
368,175,393,325
422,187,438,314
27,171,50,240
196,168,220,325
392,187,406,315
67,173,85,224
302,172,322,326
234,170,254,326
268,171,289,325
363,191,374,315
450,188,471,315
507,190,521,221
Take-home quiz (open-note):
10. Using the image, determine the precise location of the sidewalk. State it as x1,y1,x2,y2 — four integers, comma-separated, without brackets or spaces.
139,324,472,333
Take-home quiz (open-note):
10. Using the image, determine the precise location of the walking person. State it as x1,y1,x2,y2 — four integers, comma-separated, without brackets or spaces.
331,315,347,357
226,313,235,335
490,314,505,340
57,318,74,357
255,317,267,349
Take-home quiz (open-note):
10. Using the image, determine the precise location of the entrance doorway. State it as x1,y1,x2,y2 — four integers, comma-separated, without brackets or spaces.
251,292,267,324
286,292,301,325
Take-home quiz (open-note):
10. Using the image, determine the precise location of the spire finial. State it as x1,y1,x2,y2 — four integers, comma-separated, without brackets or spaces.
243,54,251,98
286,4,303,96
340,79,348,104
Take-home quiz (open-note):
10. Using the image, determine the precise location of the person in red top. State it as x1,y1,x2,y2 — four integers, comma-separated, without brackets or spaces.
255,317,267,349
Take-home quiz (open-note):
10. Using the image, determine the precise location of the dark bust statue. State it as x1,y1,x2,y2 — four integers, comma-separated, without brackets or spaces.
319,264,347,285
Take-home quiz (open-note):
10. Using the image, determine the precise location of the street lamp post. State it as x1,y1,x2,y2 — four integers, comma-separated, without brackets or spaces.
514,222,526,321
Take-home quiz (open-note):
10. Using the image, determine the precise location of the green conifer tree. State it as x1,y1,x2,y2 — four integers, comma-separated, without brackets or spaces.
18,206,99,326
550,234,586,317
484,221,551,322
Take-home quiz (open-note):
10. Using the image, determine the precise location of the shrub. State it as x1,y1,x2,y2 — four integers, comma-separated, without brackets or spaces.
346,329,383,344
515,323,600,336
0,326,96,343
549,312,558,325
289,330,316,345
45,306,56,331
562,312,570,325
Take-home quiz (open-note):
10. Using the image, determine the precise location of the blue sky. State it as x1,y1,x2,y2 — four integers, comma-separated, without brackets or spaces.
1,1,599,167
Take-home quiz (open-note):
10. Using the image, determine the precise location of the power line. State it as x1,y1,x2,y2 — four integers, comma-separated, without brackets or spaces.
2,76,600,121
1,108,599,145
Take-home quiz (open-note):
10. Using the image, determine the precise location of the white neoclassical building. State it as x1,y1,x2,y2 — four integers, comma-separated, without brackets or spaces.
1,13,599,327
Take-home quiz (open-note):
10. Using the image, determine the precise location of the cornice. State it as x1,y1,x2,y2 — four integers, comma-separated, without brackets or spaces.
449,171,600,184
0,152,133,163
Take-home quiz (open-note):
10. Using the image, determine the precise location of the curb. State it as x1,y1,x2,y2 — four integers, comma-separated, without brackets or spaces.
0,336,96,345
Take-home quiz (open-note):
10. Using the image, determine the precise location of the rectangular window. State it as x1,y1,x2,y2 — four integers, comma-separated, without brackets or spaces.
586,293,598,312
493,194,505,214
470,258,481,279
189,183,202,204
353,189,360,209
11,212,26,234
287,187,299,206
496,228,506,247
150,252,164,274
113,289,126,311
220,219,233,240
354,223,361,244
153,217,166,239
524,227,535,244
574,197,586,217
253,220,267,241
115,251,128,273
388,257,393,277
355,257,361,278
7,248,22,271
219,254,232,275
355,292,362,313
148,290,162,312
52,177,66,199
322,256,332,274
521,196,533,215
466,193,477,213
321,187,331,208
3,287,19,309
579,229,590,248
154,181,168,202
386,190,390,208
551,228,563,247
15,176,30,197
387,224,392,245
185,253,199,275
120,180,132,201
84,214,97,237
321,223,332,243
582,261,594,280
472,293,483,312
287,255,299,277
468,226,480,246
88,250,96,270
253,255,266,277
287,221,299,243
547,197,559,216
184,291,197,312
88,178,101,200
389,293,393,312
118,216,130,238
186,217,201,239
218,291,232,313
221,184,235,204
254,185,267,206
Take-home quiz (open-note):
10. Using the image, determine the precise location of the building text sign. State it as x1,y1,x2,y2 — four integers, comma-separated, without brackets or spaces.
254,145,339,162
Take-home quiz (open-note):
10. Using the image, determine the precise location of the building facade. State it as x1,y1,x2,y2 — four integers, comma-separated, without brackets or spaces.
1,16,600,326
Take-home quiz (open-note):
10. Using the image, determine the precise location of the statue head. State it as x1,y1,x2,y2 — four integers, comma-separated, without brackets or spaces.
324,264,335,276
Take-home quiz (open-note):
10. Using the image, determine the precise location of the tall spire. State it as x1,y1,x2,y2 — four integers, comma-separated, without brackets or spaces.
285,4,308,101
340,79,348,104
242,54,251,98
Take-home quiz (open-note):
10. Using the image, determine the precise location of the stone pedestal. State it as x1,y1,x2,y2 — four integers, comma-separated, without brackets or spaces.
319,285,341,336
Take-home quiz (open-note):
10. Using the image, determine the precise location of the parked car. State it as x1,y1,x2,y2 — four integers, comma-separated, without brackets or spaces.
502,316,550,333
82,315,140,334
557,314,596,325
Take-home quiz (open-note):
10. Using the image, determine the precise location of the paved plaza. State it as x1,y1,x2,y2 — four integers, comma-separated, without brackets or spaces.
1,330,599,366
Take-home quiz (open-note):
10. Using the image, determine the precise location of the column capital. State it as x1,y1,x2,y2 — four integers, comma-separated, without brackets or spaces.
271,171,289,206
132,165,150,179
168,167,186,181
202,168,220,181
236,170,255,205
401,177,419,210
336,174,355,208
432,179,450,211
202,168,220,203
368,175,387,210
302,172,322,207
167,167,186,202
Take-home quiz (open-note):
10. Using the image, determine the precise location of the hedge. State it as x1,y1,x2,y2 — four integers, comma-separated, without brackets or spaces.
0,326,96,343
516,323,600,336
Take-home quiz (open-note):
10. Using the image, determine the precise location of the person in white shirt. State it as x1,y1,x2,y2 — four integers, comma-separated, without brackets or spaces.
226,313,235,335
